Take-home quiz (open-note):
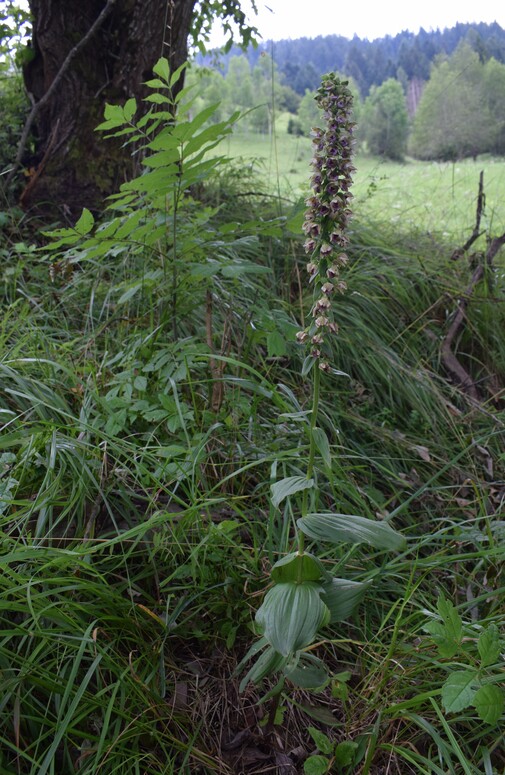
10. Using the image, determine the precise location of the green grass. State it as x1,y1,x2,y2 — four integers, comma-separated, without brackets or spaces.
1,109,504,774
222,125,505,246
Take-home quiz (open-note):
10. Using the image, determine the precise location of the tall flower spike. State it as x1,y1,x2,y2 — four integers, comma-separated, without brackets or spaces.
297,73,355,363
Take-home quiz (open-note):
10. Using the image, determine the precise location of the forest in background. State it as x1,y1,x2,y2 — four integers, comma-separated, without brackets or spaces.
193,21,505,161
200,21,505,97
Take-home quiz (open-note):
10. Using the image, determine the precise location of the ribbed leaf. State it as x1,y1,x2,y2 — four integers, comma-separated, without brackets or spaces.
238,644,288,691
298,512,405,550
256,582,329,657
284,653,329,690
271,476,314,509
320,578,370,623
312,426,331,468
271,552,326,584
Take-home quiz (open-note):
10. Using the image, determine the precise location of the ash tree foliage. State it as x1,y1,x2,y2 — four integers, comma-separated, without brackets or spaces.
360,78,409,161
409,42,505,160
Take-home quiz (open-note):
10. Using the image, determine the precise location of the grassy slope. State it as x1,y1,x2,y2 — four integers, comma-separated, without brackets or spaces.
0,131,504,774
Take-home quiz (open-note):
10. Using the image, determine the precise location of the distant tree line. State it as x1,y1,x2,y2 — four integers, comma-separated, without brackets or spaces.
199,21,505,98
194,23,505,162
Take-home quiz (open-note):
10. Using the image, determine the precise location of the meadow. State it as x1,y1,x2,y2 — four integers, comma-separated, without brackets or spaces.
1,89,504,775
221,126,505,247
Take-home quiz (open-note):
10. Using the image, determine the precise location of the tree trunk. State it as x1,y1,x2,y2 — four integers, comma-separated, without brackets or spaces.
22,0,197,217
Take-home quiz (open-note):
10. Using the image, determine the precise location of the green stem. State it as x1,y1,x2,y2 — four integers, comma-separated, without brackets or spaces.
299,362,321,553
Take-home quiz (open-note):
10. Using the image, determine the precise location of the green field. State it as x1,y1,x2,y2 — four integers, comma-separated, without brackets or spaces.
222,127,505,246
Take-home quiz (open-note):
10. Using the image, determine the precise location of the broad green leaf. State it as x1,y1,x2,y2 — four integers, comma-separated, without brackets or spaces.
133,376,147,392
169,61,187,88
256,582,330,657
271,552,326,584
304,755,329,775
284,654,329,690
271,476,314,509
312,427,331,469
334,741,359,768
425,595,462,658
103,102,125,123
320,578,370,623
477,623,501,668
473,684,504,724
307,726,333,755
267,330,287,357
153,57,169,82
297,512,405,551
74,208,94,235
123,98,137,122
144,92,170,105
144,78,168,89
441,669,479,713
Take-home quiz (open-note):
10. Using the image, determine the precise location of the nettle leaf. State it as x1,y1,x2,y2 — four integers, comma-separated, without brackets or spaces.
271,552,326,584
256,582,330,657
284,654,329,690
271,476,314,509
297,512,405,551
320,578,370,623
334,741,359,768
307,726,333,755
303,755,329,775
425,595,462,658
477,623,502,668
473,684,504,725
441,669,479,713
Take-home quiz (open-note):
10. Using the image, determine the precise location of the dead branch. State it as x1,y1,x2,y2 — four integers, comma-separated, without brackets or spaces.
450,170,485,259
440,171,505,401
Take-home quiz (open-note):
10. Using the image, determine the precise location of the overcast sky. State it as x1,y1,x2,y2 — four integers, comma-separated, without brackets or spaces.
209,0,505,45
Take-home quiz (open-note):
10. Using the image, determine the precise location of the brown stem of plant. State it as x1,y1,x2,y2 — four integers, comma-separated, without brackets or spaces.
206,288,227,412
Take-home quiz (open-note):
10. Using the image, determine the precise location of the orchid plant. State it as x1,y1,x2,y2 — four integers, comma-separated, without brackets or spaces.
238,73,405,693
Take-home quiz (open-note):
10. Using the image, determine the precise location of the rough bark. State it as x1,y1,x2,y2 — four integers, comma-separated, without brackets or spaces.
21,0,197,217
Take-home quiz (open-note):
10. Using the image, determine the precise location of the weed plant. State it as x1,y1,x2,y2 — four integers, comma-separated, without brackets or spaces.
0,61,504,774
